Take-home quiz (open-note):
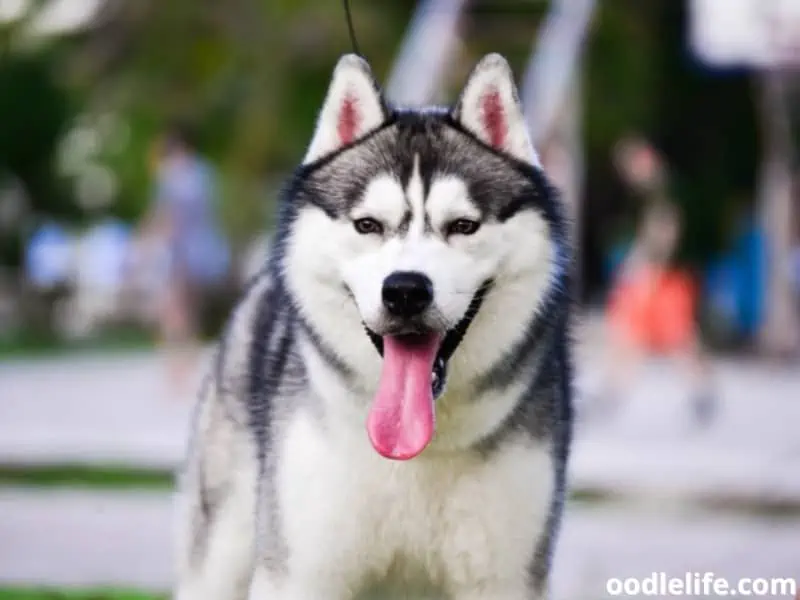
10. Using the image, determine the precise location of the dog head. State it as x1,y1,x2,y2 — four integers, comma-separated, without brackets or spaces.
279,53,568,459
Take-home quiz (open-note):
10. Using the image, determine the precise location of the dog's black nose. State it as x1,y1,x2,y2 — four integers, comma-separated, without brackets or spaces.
382,271,434,317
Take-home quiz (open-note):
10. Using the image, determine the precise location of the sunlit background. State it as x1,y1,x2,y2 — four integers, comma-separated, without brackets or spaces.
1,0,799,598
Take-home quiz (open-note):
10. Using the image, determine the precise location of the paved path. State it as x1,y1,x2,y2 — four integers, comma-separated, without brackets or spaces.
2,345,799,502
1,488,798,598
570,356,800,503
0,352,193,468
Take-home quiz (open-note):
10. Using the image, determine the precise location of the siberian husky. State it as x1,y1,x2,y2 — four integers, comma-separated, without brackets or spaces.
174,52,573,600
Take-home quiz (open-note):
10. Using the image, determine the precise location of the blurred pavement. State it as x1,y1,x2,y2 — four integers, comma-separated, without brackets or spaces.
0,351,194,469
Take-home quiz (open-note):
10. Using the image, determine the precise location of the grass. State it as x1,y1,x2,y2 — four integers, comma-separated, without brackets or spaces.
0,465,174,490
0,589,164,600
569,485,800,519
0,328,154,361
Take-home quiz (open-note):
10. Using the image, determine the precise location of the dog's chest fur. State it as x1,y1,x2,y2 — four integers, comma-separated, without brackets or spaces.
273,405,554,596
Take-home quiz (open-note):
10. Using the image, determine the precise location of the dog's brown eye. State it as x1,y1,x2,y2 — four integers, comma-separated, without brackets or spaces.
447,219,480,236
354,218,383,235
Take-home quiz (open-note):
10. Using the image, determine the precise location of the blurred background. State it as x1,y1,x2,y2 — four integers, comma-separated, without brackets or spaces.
1,0,799,598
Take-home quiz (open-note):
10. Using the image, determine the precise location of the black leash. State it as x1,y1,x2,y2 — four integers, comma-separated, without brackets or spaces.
342,0,362,58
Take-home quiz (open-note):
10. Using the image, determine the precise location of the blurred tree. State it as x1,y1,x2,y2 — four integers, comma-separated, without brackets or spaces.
651,0,759,269
0,47,75,267
65,0,415,245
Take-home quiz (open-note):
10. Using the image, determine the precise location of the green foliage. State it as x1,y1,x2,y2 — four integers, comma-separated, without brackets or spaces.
647,0,759,267
0,47,77,268
57,0,418,243
584,0,659,154
94,108,161,222
0,50,72,195
0,328,153,359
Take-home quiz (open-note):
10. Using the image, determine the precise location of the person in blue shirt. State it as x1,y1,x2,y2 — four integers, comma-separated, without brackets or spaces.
139,124,229,396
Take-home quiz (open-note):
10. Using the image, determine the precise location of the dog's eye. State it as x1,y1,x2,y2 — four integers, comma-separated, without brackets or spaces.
353,218,384,235
446,219,480,236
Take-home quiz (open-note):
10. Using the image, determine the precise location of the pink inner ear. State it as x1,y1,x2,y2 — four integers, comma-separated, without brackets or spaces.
480,89,507,149
337,93,361,145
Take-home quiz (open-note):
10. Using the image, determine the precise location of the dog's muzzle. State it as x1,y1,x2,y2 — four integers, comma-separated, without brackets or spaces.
365,279,493,398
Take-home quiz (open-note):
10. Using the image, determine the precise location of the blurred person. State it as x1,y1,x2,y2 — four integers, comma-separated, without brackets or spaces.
593,138,717,428
611,135,670,203
137,123,230,397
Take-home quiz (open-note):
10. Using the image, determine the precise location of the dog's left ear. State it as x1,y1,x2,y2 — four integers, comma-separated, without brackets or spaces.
303,54,387,165
452,54,540,166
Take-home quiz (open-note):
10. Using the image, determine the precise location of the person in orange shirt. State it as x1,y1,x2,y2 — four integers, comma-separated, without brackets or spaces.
608,202,697,355
601,200,716,427
591,136,717,427
137,124,229,398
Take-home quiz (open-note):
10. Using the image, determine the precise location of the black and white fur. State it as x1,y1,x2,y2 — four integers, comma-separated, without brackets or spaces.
174,53,573,600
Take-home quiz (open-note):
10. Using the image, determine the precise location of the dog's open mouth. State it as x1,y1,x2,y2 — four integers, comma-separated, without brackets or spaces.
364,281,491,461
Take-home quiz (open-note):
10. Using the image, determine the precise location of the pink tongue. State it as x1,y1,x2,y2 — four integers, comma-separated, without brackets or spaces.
367,334,441,460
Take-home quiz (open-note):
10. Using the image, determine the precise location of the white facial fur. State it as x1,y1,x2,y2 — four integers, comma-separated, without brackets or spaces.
342,160,499,332
284,161,555,389
284,51,557,396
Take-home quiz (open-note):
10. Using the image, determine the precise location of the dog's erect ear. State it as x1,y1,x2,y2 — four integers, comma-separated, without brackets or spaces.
452,54,539,166
303,54,387,165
